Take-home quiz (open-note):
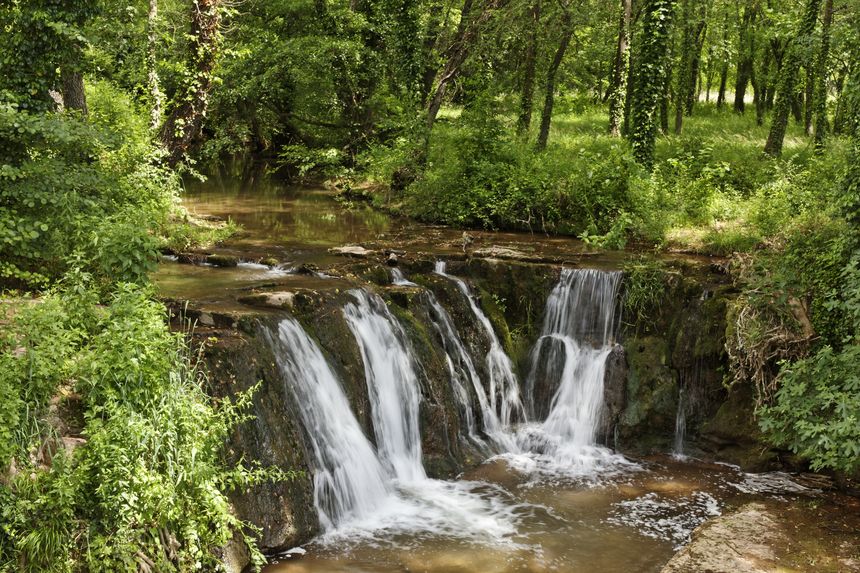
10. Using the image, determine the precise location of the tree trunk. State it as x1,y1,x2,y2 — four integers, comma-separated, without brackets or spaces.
536,10,573,150
159,0,221,166
630,0,676,168
147,0,163,130
419,1,446,105
716,60,728,108
426,0,502,133
733,3,756,113
517,0,541,135
608,0,632,136
61,71,87,116
832,67,847,135
764,0,822,156
686,16,707,115
804,65,814,134
813,0,833,150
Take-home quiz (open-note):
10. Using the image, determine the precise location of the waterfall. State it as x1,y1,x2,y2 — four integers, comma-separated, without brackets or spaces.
434,261,526,428
506,268,635,479
424,292,518,453
343,289,425,482
266,311,521,544
673,387,687,459
390,267,417,286
264,317,391,530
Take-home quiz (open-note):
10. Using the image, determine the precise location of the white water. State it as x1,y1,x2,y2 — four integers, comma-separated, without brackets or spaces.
264,318,392,530
267,312,522,545
425,291,518,453
504,268,635,480
673,387,687,459
390,267,418,286
434,261,526,428
343,289,426,482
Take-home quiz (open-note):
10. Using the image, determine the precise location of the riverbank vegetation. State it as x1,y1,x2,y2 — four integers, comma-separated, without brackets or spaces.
1,0,859,568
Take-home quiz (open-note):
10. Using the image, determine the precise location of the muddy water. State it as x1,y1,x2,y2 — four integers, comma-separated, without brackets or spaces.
265,455,833,573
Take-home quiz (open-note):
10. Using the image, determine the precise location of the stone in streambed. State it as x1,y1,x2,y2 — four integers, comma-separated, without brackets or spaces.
206,254,239,267
329,245,375,258
238,291,296,310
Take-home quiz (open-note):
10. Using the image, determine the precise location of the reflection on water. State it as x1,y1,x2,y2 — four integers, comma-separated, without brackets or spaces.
181,173,396,259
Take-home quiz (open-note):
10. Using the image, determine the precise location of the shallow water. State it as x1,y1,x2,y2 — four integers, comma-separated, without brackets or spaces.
265,455,822,573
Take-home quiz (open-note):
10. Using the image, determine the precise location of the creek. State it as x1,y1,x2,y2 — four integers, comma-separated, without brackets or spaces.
155,172,855,573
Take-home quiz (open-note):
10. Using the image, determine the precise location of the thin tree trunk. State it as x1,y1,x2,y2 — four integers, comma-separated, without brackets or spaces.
147,0,163,130
536,9,573,150
764,0,823,156
517,0,541,135
813,0,833,150
733,4,756,113
159,0,221,166
426,0,502,133
608,0,632,136
61,71,87,116
686,16,707,114
419,1,447,105
804,65,814,134
716,60,728,108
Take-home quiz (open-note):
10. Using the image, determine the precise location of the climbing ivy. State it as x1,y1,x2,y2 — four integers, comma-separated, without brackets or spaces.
629,0,675,168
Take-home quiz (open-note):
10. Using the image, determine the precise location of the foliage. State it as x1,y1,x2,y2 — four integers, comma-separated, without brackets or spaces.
621,257,670,325
0,87,179,290
759,344,860,473
0,279,287,572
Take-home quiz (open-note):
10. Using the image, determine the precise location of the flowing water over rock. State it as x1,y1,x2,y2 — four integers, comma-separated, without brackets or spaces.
502,269,635,481
434,261,526,429
266,311,522,546
158,179,856,573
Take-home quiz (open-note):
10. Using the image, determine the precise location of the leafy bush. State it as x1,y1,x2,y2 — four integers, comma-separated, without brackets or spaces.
759,344,860,473
0,92,178,290
0,279,284,571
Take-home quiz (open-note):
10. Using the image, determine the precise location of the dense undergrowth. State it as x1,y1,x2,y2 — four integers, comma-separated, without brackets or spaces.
0,83,272,571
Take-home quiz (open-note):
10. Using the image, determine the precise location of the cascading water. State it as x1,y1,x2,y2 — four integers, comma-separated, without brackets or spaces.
265,309,522,545
263,317,391,530
424,291,518,453
390,267,417,286
506,268,636,479
673,387,687,459
434,261,526,428
343,289,425,482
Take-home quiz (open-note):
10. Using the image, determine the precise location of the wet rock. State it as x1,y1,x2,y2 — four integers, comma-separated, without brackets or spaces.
260,257,280,268
600,344,628,444
176,252,208,265
238,291,296,310
206,254,239,267
472,246,564,264
329,245,375,258
386,252,398,266
198,312,216,326
660,503,784,573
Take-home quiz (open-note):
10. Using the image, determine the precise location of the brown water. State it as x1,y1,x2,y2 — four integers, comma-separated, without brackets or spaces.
157,174,857,573
265,454,842,573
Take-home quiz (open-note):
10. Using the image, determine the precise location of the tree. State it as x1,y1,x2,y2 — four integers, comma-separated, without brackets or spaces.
159,0,222,166
630,0,676,167
517,0,541,135
813,0,834,150
607,0,632,136
764,0,823,156
536,0,574,150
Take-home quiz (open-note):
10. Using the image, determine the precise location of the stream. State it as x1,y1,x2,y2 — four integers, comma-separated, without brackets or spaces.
156,172,859,573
